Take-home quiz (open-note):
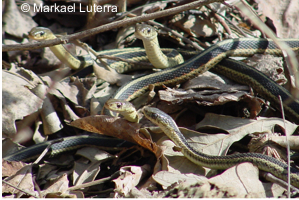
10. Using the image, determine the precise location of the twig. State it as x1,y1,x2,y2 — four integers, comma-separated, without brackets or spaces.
207,6,250,37
67,170,121,191
206,5,232,36
2,180,39,198
33,138,64,164
145,19,205,51
2,0,224,52
279,95,291,197
261,172,299,193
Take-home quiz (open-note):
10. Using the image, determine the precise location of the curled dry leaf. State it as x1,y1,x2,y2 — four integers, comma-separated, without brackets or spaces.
70,115,162,157
160,71,250,106
73,159,101,186
113,165,151,197
72,147,115,186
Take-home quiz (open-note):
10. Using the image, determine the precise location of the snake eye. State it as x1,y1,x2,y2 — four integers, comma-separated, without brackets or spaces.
116,103,122,108
39,31,45,36
147,28,151,34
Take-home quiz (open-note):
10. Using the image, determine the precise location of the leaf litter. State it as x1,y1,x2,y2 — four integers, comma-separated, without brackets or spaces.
2,0,299,198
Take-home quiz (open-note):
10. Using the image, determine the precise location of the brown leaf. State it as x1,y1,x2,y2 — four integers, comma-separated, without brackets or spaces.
113,165,151,197
159,71,250,106
2,165,35,197
2,71,42,137
3,0,37,38
42,173,69,197
70,115,161,156
2,160,27,177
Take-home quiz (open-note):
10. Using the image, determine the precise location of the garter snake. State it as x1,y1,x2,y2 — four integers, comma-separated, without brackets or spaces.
4,135,134,162
143,107,299,188
11,26,298,187
109,24,299,123
28,27,94,70
28,27,193,72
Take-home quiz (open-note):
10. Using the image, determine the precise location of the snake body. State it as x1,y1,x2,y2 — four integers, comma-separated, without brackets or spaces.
4,135,134,162
110,27,299,122
28,27,94,70
143,107,299,188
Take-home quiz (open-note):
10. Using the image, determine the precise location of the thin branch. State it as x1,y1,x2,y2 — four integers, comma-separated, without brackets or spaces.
2,180,39,198
2,0,224,52
67,171,121,191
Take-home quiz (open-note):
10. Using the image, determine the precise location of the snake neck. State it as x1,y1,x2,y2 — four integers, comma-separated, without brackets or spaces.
142,37,170,69
142,37,184,69
49,45,82,70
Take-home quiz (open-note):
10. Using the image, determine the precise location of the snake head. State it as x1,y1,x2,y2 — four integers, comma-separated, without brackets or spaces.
28,27,56,41
142,107,177,130
135,24,157,41
104,99,134,113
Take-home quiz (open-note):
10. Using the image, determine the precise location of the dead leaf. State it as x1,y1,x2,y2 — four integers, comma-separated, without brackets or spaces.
72,147,115,186
75,147,115,163
2,138,25,158
153,171,207,189
30,84,63,135
173,13,217,37
156,135,207,175
209,162,284,197
41,173,69,197
159,71,250,106
269,136,299,150
72,158,101,186
113,165,151,197
2,71,42,137
158,180,241,198
255,0,299,38
2,160,27,177
244,54,286,85
3,0,37,38
36,164,58,185
56,77,96,107
196,114,298,137
2,165,36,197
70,115,161,155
